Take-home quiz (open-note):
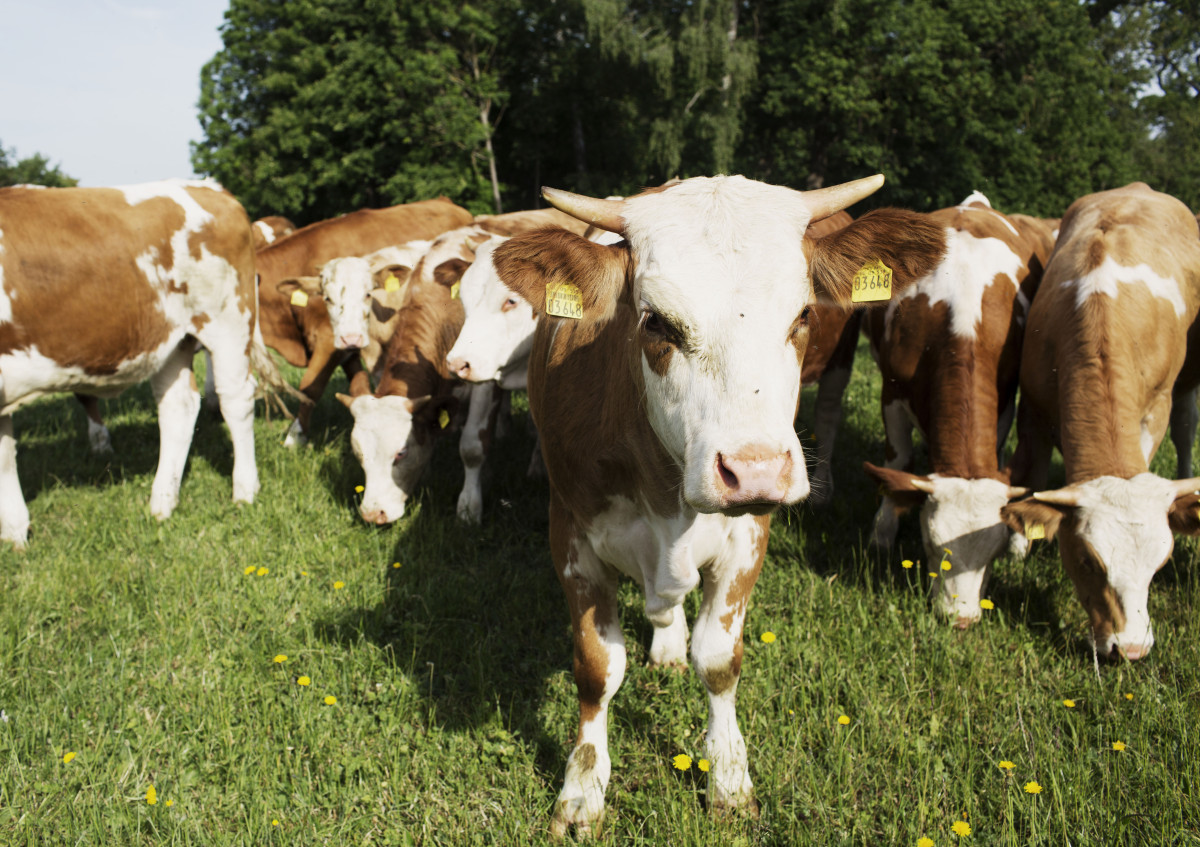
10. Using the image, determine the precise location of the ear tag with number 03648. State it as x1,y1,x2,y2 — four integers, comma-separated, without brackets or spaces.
545,281,583,319
290,290,309,308
438,409,450,430
851,259,893,303
384,274,401,293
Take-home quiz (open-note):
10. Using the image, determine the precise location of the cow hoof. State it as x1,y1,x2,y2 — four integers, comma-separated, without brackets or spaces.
233,478,260,504
88,422,113,455
283,420,308,449
456,495,482,525
550,799,605,840
2,531,28,552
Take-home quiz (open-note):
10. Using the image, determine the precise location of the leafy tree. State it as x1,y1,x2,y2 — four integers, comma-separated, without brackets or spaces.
0,141,77,188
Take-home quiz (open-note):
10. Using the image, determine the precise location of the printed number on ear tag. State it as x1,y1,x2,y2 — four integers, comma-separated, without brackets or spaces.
438,409,450,429
546,281,583,319
851,259,893,303
384,274,401,293
1026,522,1045,540
290,290,309,308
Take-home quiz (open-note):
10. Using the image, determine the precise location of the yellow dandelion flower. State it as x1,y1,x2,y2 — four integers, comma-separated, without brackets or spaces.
333,581,345,590
244,565,256,575
297,676,311,686
62,752,76,764
1024,781,1042,794
998,760,1015,771
918,839,934,847
698,759,711,772
355,485,364,493
928,572,939,579
951,820,971,836
324,695,337,705
272,819,280,826
1124,693,1134,701
146,785,157,805
256,567,269,576
837,715,850,726
1112,740,1126,751
165,799,173,807
760,631,777,644
274,654,288,664
301,570,308,577
1063,699,1075,708
941,560,952,571
980,599,994,610
672,754,692,770
943,547,953,556
901,559,914,569
392,562,401,569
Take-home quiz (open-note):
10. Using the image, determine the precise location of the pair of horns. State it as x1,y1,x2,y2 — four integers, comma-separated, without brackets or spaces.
542,174,886,234
907,477,1031,499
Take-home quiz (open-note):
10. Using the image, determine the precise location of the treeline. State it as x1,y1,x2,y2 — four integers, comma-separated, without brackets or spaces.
190,0,1199,224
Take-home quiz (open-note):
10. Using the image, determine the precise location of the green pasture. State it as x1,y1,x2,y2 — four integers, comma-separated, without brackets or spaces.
0,345,1197,845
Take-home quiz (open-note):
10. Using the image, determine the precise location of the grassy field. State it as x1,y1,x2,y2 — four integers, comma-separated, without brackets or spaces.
0,344,1198,846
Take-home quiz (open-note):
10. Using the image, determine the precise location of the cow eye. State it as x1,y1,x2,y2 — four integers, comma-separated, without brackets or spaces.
393,448,408,464
501,297,520,313
800,306,812,324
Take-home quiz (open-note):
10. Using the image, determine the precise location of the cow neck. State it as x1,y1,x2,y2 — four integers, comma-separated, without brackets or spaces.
254,245,315,368
529,294,681,523
375,280,464,401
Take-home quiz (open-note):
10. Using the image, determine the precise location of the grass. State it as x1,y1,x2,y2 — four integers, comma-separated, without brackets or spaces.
0,343,1198,845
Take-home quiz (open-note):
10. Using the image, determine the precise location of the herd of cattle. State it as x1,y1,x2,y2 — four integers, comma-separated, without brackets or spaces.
2,173,1199,833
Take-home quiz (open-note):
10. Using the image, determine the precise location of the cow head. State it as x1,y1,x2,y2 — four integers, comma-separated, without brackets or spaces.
278,256,383,350
340,390,457,525
865,463,1029,625
495,175,947,516
1001,473,1200,660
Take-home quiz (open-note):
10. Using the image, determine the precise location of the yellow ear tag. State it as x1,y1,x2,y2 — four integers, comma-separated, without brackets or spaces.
438,409,450,429
290,290,309,308
450,281,461,300
546,281,584,319
384,274,401,293
851,258,893,303
1026,522,1045,540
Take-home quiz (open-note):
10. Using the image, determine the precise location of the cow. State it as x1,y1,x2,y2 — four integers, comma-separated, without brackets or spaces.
255,197,473,446
0,179,276,548
252,215,297,249
491,174,947,836
1002,182,1200,661
860,191,1056,625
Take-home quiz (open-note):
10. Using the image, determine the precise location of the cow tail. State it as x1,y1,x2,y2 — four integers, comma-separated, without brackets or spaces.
250,324,304,420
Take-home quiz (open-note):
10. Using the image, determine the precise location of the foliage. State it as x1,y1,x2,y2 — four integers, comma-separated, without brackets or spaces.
0,140,77,188
0,349,1198,844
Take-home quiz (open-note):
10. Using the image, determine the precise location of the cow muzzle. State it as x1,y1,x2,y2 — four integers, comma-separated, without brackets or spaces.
336,333,366,350
714,447,794,510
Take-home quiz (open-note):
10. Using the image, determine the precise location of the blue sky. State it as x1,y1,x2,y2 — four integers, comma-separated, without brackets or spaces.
2,0,229,186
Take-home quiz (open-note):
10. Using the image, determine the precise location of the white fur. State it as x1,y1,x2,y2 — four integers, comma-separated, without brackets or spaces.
0,225,11,323
1063,257,1187,317
318,256,373,349
456,381,500,523
362,239,433,273
254,220,276,245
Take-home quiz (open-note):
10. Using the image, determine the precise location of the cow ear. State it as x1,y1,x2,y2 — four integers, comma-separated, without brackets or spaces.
433,258,471,287
276,276,322,296
808,209,947,307
373,264,412,292
1168,491,1200,535
493,228,630,322
1000,498,1067,542
863,462,931,513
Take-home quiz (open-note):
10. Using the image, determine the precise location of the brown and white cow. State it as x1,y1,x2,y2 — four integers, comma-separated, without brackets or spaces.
0,180,272,547
251,215,297,250
255,197,473,446
1002,183,1200,661
861,192,1056,624
491,175,946,835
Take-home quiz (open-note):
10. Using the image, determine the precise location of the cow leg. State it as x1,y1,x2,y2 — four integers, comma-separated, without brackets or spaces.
1170,384,1198,478
457,381,500,524
285,347,341,448
871,397,914,548
495,388,513,440
149,341,202,520
807,362,853,506
205,337,260,505
201,348,220,414
550,499,625,838
691,518,766,815
74,394,112,454
0,414,30,549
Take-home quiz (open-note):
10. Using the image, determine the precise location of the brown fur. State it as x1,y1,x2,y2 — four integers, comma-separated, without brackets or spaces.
251,215,297,250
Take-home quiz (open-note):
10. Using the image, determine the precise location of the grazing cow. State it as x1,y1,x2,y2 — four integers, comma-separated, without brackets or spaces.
861,192,1056,625
256,197,473,446
251,215,297,249
0,180,274,547
1002,183,1200,660
492,175,946,835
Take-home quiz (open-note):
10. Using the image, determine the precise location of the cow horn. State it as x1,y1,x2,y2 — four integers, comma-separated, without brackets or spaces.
803,174,885,222
1033,487,1081,507
1006,485,1032,499
910,477,936,494
1170,477,1200,498
542,187,626,234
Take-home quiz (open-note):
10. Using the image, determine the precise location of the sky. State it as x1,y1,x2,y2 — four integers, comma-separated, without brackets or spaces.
2,0,230,187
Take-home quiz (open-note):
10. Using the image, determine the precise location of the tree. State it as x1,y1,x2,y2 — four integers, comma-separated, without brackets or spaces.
0,141,77,188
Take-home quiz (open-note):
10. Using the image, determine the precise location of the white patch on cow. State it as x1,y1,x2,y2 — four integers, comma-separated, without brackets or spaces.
1062,474,1176,657
348,394,427,524
919,476,1015,622
620,176,813,511
254,220,276,245
958,190,992,209
456,380,500,523
0,414,30,548
318,256,373,349
0,225,11,323
362,239,433,273
890,228,1024,341
1141,422,1155,463
1063,256,1187,317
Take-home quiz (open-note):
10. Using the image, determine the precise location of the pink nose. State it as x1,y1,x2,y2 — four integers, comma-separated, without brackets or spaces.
715,448,792,505
1117,643,1151,661
446,356,471,380
337,333,365,350
360,509,392,526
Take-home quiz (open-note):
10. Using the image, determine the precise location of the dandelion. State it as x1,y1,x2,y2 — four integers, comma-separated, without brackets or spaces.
951,820,971,836
928,572,939,579
918,839,934,847
297,676,311,687
1024,781,1042,794
1063,699,1075,708
165,799,173,807
301,570,308,577
274,654,288,664
272,819,280,826
146,785,157,805
672,754,692,770
244,565,256,575
355,485,364,494
333,581,345,590
698,759,711,772
943,547,953,556
62,752,76,764
980,599,994,610
1112,741,1127,752
998,760,1015,771
1124,693,1134,701
324,695,337,705
256,567,269,576
941,560,952,571
837,715,850,726
760,631,777,644
901,559,915,569
392,562,401,569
